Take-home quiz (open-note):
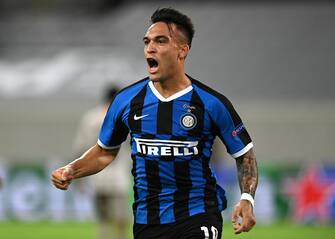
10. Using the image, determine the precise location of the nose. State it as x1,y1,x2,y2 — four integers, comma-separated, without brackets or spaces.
145,41,156,53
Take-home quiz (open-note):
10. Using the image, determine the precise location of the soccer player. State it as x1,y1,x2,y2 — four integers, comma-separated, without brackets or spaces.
51,8,258,239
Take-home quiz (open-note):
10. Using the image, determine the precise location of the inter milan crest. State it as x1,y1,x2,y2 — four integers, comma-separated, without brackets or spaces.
180,113,197,130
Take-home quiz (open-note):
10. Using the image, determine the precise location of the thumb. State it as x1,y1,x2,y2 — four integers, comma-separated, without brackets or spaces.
62,166,73,181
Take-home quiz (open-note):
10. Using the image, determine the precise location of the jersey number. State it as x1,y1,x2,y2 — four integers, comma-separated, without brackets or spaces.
200,226,218,239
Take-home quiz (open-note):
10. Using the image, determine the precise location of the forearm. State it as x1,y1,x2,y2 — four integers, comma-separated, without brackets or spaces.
235,148,258,197
68,144,119,179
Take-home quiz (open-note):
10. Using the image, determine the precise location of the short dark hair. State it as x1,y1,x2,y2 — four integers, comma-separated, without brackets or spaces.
151,8,195,48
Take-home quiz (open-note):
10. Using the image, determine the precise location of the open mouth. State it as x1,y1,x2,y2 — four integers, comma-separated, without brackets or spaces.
147,58,159,69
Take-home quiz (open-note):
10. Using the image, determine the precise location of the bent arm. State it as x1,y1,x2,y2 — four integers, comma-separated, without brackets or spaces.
68,143,119,179
51,143,119,190
235,148,258,198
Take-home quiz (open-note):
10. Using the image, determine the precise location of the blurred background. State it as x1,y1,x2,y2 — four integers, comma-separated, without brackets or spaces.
0,0,335,238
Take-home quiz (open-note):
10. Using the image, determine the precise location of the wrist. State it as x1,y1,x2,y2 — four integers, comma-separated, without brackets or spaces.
240,193,255,207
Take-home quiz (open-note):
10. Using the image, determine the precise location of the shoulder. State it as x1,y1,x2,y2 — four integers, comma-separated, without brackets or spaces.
190,76,234,111
107,77,149,115
111,77,149,106
114,77,149,101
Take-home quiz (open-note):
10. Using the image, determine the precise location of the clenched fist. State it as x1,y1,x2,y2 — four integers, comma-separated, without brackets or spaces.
51,165,74,190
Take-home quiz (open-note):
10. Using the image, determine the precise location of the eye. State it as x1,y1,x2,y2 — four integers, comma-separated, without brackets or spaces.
143,39,149,45
157,37,167,44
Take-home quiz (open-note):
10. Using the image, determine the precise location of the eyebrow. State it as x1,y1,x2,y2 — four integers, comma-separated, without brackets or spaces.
143,35,169,41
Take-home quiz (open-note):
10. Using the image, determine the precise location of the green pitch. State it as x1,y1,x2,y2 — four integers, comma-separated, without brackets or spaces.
0,221,334,239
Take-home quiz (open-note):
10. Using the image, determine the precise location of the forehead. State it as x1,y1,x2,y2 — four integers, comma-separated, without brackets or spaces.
145,22,177,38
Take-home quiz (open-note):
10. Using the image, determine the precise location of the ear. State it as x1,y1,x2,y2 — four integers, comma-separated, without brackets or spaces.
178,44,190,60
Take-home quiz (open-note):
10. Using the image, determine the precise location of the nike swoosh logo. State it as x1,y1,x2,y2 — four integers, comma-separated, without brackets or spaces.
134,114,149,120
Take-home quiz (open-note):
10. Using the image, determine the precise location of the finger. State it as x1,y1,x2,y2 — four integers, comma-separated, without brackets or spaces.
243,217,256,232
53,181,70,190
51,174,65,184
232,222,240,230
51,174,70,187
56,185,68,190
51,177,71,187
233,224,243,235
51,170,62,179
51,177,66,186
240,216,256,233
51,177,62,185
56,185,69,190
51,177,70,187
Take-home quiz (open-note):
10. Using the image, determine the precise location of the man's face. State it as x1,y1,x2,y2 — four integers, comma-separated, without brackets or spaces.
143,22,185,82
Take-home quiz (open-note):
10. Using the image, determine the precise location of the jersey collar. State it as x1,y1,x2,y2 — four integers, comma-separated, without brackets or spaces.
148,81,193,102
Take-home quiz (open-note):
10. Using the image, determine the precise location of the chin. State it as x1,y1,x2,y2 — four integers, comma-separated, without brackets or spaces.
148,75,161,82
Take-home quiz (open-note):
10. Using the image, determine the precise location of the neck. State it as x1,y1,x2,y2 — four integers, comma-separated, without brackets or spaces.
153,73,191,99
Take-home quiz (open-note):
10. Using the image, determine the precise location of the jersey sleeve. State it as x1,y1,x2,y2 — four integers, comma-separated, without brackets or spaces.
210,99,253,158
97,96,129,150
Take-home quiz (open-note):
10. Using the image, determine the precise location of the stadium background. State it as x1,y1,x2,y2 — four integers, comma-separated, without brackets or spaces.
0,0,335,238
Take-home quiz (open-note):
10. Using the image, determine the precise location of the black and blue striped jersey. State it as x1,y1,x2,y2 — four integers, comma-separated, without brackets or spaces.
98,76,253,224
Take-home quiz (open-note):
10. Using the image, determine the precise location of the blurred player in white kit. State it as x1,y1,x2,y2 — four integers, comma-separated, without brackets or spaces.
72,85,131,239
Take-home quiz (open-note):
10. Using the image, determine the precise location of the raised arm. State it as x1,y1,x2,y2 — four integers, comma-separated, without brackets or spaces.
51,143,119,190
231,148,258,234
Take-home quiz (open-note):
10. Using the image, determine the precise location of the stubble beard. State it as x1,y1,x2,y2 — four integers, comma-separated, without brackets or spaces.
149,72,168,84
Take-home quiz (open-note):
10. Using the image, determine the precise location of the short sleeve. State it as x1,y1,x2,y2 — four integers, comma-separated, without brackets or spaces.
98,96,129,149
210,99,253,158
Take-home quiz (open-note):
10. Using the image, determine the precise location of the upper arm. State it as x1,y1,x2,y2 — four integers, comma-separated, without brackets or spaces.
95,143,120,165
210,98,253,158
98,95,129,150
97,143,120,157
